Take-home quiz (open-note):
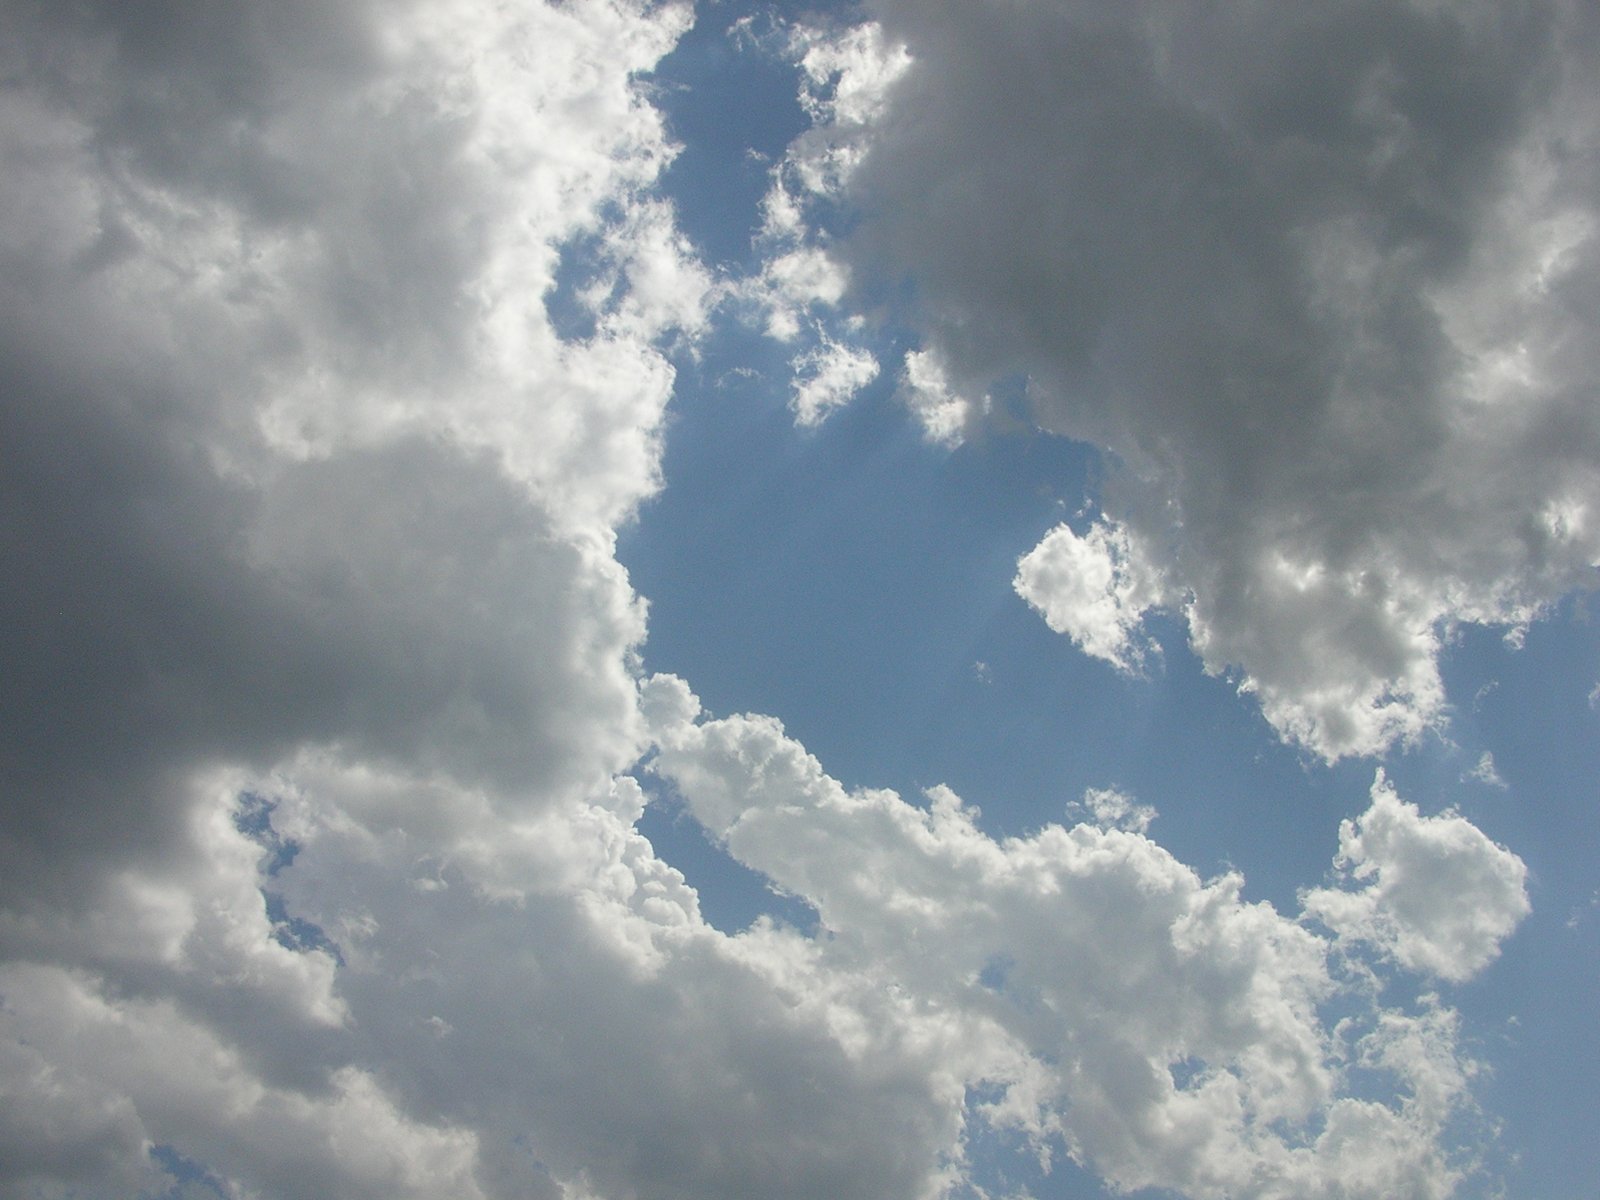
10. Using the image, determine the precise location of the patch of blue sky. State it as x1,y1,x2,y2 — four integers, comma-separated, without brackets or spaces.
233,791,298,877
636,770,820,935
955,1089,1123,1200
544,222,611,342
648,5,811,269
637,0,1370,910
1421,602,1600,1200
142,1145,231,1200
233,790,343,963
625,312,1382,915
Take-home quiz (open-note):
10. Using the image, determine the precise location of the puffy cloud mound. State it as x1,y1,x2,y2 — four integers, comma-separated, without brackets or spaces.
780,0,1600,758
1304,774,1531,983
1014,520,1165,672
0,0,702,904
646,676,1525,1200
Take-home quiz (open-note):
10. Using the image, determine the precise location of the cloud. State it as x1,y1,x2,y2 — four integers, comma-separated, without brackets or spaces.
0,1,787,1196
0,2,1545,1198
1075,786,1157,835
0,0,697,901
0,960,487,1200
778,1,1600,758
791,335,880,426
1303,773,1530,983
646,675,1511,1199
231,759,975,1200
899,347,987,447
1463,750,1508,788
1014,520,1166,672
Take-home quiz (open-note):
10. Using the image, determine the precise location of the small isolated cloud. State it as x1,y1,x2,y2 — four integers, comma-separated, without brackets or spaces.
1463,751,1508,789
1014,520,1164,673
900,348,988,447
1075,787,1156,834
749,245,850,341
1303,774,1530,984
791,337,879,426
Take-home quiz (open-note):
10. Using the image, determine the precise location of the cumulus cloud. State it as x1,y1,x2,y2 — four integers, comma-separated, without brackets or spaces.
0,0,699,900
780,1,1600,758
1303,774,1530,983
646,675,1515,1199
0,1,751,1195
1076,786,1157,835
1014,520,1166,672
736,18,908,428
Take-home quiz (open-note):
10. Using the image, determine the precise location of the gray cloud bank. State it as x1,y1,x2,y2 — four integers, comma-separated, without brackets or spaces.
0,2,1539,1198
787,0,1600,757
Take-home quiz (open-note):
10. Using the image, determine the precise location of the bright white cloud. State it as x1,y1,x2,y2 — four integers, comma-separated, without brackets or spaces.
646,675,1513,1200
1303,774,1530,984
230,755,977,1200
748,244,850,341
1077,786,1157,835
788,20,912,197
782,1,1600,758
1014,520,1165,672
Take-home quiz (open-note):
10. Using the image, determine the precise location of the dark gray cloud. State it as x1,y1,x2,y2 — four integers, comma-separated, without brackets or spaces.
796,0,1600,755
0,0,678,906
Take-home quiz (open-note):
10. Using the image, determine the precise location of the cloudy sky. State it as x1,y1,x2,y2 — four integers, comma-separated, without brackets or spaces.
1,1,1596,1197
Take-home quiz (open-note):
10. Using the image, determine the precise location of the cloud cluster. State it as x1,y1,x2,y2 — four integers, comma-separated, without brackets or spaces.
781,0,1600,757
0,1,767,1195
0,0,701,902
0,2,1543,1198
646,676,1523,1199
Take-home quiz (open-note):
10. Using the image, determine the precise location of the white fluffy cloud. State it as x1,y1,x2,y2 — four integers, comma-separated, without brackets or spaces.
1014,520,1166,672
646,675,1525,1200
1303,774,1531,983
899,348,987,448
779,1,1600,758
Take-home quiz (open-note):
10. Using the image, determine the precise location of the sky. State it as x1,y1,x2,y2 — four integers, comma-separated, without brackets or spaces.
0,2,1596,1199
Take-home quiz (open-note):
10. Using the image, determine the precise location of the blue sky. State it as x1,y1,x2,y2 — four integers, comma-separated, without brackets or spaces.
1,2,1596,1199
